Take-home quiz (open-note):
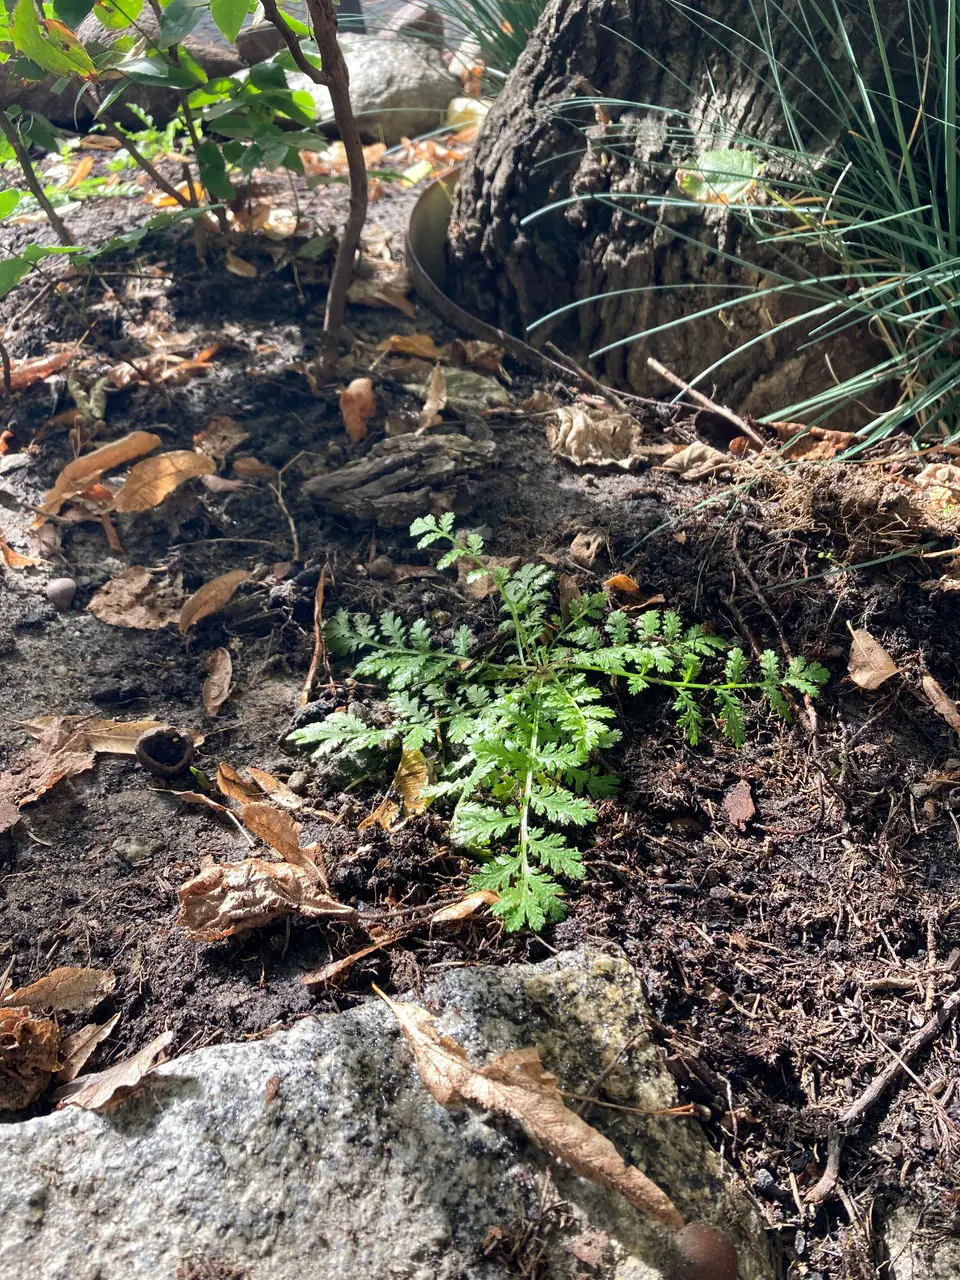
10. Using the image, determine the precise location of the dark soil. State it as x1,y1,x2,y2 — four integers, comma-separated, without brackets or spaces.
2,162,959,1280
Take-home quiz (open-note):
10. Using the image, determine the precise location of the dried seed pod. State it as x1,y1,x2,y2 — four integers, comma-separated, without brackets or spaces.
672,1223,739,1280
134,727,194,779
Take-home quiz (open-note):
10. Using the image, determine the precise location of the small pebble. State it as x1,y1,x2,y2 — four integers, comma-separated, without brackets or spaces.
46,577,77,612
672,1224,739,1280
287,770,310,796
368,556,394,580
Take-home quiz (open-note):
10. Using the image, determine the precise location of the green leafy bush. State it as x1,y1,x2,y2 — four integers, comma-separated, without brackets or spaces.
289,516,828,931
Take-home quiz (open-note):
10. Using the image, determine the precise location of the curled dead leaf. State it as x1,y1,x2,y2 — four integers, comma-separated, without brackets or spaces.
39,431,161,519
176,858,355,941
457,553,521,600
347,274,417,318
659,441,728,480
21,715,202,755
215,762,263,805
847,624,899,691
193,416,249,461
378,333,445,360
1,966,115,1013
88,566,183,630
340,377,377,443
569,531,605,568
603,573,641,596
0,721,96,810
55,1030,173,1112
547,406,643,468
225,250,257,278
558,574,582,623
922,674,960,731
245,767,302,810
449,339,504,377
112,451,215,512
233,456,278,479
0,533,41,569
378,992,684,1229
179,569,251,634
418,364,447,431
360,748,431,831
0,1006,60,1110
202,647,233,716
430,890,499,924
57,1012,121,1083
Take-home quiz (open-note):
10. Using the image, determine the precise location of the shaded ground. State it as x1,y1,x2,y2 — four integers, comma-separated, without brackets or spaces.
1,162,959,1280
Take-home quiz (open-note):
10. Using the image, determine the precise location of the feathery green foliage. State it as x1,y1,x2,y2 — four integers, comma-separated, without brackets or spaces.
289,516,828,931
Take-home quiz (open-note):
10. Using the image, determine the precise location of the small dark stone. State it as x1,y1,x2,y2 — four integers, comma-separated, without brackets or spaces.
46,577,77,611
672,1223,739,1280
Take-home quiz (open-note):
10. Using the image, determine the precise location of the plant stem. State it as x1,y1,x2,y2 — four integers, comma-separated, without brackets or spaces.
0,112,74,246
84,93,192,209
261,0,367,362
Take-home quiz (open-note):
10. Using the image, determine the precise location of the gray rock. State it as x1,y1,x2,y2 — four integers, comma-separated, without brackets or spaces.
285,33,457,143
236,21,286,66
0,951,773,1280
377,1,445,43
45,578,77,612
884,1204,960,1280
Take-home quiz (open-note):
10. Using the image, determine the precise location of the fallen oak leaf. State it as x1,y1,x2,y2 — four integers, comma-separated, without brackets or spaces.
112,451,215,512
0,1006,60,1110
922,674,960,731
1,966,115,1013
340,377,376,443
430,889,499,924
847,624,899,691
179,569,252,634
176,859,355,941
376,990,684,1228
88,566,183,630
55,1029,173,1112
202,647,233,716
193,416,249,461
39,430,163,519
56,1012,121,1084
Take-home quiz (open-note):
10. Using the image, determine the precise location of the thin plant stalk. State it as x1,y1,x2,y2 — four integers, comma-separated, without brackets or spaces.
0,112,74,246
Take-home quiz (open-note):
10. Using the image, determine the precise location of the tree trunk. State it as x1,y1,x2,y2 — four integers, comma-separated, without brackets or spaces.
445,0,906,420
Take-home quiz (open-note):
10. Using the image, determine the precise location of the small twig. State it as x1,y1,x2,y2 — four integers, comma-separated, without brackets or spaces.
560,1091,696,1118
805,1124,842,1205
840,987,960,1128
544,341,632,413
646,356,768,451
272,450,304,561
301,563,333,705
0,337,11,396
259,0,330,84
0,113,74,246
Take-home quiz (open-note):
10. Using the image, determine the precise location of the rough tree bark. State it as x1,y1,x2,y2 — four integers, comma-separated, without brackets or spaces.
446,0,907,420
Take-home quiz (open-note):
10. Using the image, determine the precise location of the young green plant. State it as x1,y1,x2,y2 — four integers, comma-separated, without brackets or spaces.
290,516,828,931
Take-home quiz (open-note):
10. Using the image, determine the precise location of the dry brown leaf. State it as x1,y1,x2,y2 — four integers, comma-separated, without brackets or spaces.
233,456,278,478
301,931,408,987
378,992,684,1228
457,553,521,600
847,624,899,691
201,474,248,495
225,250,257,278
569,531,605,568
558,573,582,623
1,966,115,1013
8,349,73,392
193,416,249,461
449,339,504,377
241,802,301,860
547,406,643,468
418,363,447,431
20,716,201,754
922,674,960,731
0,533,41,569
659,441,728,480
112,451,215,512
603,574,641,596
88,566,183,630
245,767,302,811
57,1013,121,1084
39,431,161,518
430,890,499,924
776,425,856,461
0,801,21,834
378,333,445,360
722,780,755,832
215,762,262,805
176,858,355,941
0,721,96,810
55,1029,173,1111
347,276,417,318
360,748,430,830
0,1006,60,1110
520,390,556,414
340,377,377,444
179,569,251,634
202,647,233,716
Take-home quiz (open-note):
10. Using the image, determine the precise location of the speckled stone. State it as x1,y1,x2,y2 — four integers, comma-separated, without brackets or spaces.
0,951,773,1280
